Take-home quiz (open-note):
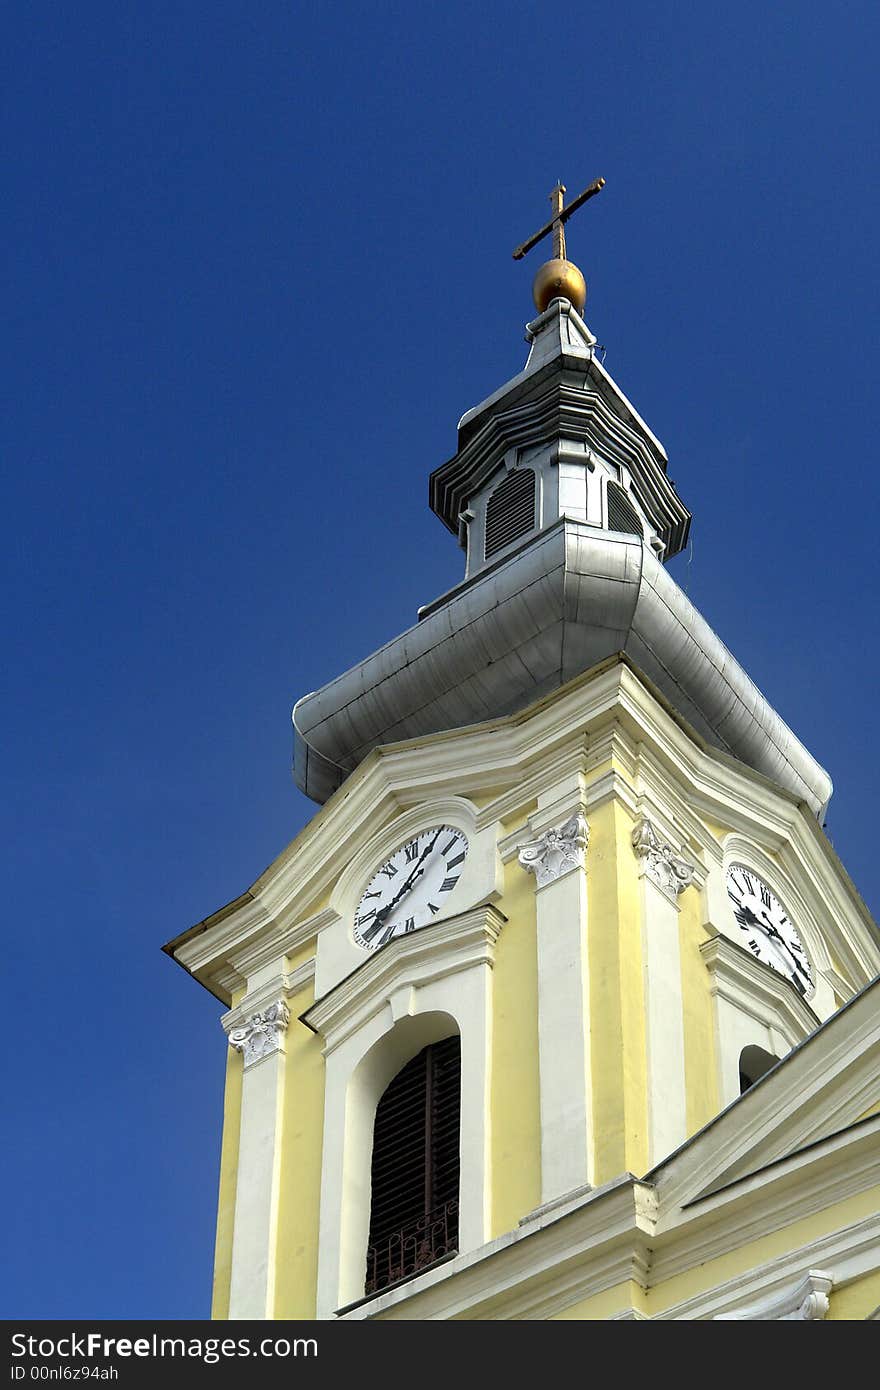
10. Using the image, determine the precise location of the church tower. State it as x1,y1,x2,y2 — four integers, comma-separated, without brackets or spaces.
165,181,880,1321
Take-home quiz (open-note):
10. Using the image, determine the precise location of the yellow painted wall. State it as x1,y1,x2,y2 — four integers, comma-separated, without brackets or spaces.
828,1269,880,1320
644,1185,880,1316
273,979,325,1319
210,1047,243,1320
678,879,719,1135
587,798,648,1182
551,1280,646,1320
490,846,541,1236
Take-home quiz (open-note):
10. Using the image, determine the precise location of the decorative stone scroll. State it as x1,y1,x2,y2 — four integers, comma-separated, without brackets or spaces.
518,813,589,888
631,816,695,900
715,1271,832,1321
227,1000,290,1069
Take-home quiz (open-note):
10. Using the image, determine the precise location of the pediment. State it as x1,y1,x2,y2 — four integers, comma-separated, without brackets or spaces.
651,976,880,1215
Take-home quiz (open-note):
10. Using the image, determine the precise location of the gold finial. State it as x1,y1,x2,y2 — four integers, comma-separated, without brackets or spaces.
513,177,605,314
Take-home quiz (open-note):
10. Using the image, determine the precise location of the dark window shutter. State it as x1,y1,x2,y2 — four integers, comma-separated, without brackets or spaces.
607,481,643,537
365,1036,460,1296
484,469,536,559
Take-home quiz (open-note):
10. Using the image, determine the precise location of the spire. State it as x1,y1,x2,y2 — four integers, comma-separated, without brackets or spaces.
512,176,605,314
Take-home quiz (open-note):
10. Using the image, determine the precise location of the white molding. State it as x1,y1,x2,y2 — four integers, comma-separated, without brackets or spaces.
337,1176,656,1322
476,742,588,835
302,903,506,1054
700,933,819,1109
229,907,335,982
220,959,315,1037
169,661,880,1008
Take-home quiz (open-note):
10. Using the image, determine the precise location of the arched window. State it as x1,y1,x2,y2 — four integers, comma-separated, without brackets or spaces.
606,480,643,537
485,469,536,559
739,1044,780,1094
365,1035,461,1297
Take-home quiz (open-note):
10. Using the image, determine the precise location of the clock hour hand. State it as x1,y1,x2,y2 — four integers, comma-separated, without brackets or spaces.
361,830,444,941
759,919,810,987
739,904,809,988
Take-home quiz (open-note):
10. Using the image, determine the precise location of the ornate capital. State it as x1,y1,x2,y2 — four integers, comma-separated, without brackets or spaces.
631,816,695,899
518,813,589,888
226,1000,290,1069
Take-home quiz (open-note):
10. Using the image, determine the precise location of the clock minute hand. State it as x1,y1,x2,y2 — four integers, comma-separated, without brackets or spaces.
365,830,444,937
760,918,809,981
390,829,444,908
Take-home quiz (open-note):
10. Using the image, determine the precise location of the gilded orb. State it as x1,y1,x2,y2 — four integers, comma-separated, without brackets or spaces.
532,258,587,314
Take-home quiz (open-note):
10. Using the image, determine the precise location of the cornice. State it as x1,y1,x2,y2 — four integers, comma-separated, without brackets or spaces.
169,656,879,1004
699,933,820,1035
301,902,506,1054
221,958,316,1035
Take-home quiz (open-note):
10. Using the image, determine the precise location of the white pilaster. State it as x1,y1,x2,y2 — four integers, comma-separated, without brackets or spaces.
223,999,290,1319
631,817,694,1165
518,812,592,1205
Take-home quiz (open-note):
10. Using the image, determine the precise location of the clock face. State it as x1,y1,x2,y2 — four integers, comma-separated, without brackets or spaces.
353,824,469,952
725,864,813,997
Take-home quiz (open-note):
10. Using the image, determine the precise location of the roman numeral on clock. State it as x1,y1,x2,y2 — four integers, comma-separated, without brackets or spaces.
439,875,459,894
404,842,419,862
380,863,398,879
760,884,772,907
446,852,466,871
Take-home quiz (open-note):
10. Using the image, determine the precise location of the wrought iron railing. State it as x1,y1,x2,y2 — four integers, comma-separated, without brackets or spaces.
365,1199,459,1296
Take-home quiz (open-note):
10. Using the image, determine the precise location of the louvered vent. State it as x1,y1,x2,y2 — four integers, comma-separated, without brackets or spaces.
484,469,536,559
365,1036,460,1297
607,481,643,537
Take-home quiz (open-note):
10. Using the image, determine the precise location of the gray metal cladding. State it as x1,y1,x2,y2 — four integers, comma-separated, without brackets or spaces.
292,518,832,818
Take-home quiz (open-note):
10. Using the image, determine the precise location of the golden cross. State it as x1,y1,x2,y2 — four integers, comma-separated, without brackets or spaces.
512,177,606,262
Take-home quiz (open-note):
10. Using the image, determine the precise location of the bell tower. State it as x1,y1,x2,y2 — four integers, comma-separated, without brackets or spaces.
165,181,880,1322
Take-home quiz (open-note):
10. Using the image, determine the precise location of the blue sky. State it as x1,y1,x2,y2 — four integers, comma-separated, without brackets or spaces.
4,2,879,1317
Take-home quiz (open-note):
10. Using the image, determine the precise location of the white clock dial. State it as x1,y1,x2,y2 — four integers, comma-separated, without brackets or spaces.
725,864,813,997
353,825,469,952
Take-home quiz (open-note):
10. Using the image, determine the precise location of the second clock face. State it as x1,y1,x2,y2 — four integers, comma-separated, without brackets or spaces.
726,864,813,997
353,825,469,952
